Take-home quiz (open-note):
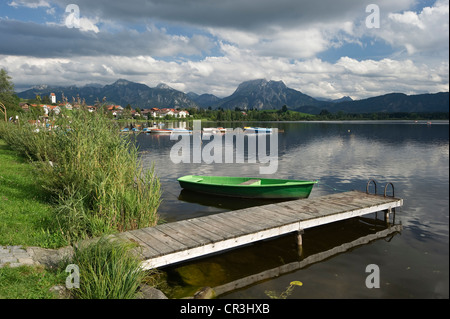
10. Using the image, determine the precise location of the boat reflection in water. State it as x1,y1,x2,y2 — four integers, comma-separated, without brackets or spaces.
178,189,290,210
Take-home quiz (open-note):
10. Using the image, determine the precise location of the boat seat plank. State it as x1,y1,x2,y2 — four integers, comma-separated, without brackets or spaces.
239,179,261,185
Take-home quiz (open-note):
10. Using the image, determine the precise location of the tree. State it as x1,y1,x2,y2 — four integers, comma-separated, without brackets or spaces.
319,109,331,116
0,69,20,119
0,69,14,97
0,102,6,122
42,95,51,104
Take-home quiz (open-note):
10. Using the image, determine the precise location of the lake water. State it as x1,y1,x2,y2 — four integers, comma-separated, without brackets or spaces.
136,120,449,299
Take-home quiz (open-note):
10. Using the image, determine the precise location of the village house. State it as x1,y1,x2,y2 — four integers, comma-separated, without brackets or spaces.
175,110,189,118
107,105,123,117
42,104,61,115
147,108,189,118
59,102,73,110
19,102,30,111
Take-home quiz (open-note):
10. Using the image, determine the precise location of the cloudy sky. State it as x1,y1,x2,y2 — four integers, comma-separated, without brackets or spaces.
0,0,448,99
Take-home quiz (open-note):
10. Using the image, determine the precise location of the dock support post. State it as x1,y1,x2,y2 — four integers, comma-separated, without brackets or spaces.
384,208,391,223
296,229,304,257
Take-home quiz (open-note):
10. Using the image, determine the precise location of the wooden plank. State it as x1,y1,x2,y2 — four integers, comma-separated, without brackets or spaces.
141,227,187,252
299,200,402,229
140,222,301,269
156,223,205,248
319,198,364,211
278,201,343,218
239,179,260,185
331,196,397,212
210,213,265,234
129,229,174,256
349,195,397,206
210,214,258,236
223,209,293,231
225,209,288,230
120,230,161,258
262,203,317,220
183,218,229,242
240,206,299,225
306,201,350,214
277,201,323,215
161,219,220,245
205,214,256,235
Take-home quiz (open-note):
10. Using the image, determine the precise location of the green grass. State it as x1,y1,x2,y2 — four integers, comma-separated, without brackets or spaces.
0,110,161,245
67,237,148,299
0,265,66,299
0,139,63,248
0,110,163,299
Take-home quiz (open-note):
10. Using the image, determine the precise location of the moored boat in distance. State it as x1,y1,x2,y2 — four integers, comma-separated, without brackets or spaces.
244,127,273,133
170,128,192,135
150,128,173,134
178,175,317,199
203,127,227,134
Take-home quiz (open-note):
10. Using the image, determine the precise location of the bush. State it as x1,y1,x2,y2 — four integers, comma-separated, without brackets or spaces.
68,237,146,299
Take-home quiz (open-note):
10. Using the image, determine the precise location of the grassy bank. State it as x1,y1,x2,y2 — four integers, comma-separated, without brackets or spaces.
0,110,161,245
0,139,61,247
0,236,158,299
0,138,66,299
0,109,164,299
0,265,67,299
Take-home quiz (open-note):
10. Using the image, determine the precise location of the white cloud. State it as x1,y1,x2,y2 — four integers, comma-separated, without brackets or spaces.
1,0,448,101
77,16,100,33
4,46,448,100
8,0,50,8
375,0,449,54
208,20,356,60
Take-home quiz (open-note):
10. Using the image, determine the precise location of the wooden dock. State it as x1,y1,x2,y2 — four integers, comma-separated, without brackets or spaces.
115,190,403,270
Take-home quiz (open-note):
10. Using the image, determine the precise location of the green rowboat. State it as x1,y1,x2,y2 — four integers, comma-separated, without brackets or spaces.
177,175,317,199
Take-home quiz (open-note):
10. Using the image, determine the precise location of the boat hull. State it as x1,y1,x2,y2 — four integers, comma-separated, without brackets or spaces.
151,129,173,134
178,175,317,199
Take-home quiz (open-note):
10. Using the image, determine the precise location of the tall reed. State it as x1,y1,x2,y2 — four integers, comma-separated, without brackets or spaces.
68,236,146,299
0,110,161,244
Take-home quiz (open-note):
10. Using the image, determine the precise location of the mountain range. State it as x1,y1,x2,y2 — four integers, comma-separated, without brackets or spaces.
17,79,449,114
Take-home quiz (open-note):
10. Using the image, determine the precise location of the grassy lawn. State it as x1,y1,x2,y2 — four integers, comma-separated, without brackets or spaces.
0,265,66,299
0,138,68,299
0,112,163,299
0,139,62,248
